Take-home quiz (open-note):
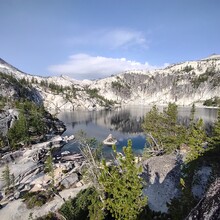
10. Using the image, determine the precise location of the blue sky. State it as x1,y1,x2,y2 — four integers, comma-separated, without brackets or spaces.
1,0,220,80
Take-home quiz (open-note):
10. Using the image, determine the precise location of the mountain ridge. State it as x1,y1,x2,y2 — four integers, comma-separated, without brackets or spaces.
0,55,220,112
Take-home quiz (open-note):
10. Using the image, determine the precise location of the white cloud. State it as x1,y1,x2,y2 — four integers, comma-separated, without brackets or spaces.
66,28,149,50
48,53,157,80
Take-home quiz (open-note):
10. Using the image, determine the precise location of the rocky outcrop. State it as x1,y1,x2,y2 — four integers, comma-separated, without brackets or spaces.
142,153,215,215
192,166,212,199
0,185,88,220
43,111,66,135
142,154,182,213
60,173,79,188
186,178,220,220
1,150,23,164
0,109,18,136
0,135,84,203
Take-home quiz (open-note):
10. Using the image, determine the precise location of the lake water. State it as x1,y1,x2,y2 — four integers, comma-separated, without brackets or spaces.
57,105,218,156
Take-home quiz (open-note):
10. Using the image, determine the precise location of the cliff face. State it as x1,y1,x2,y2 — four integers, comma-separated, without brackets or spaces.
185,178,220,220
92,55,220,106
0,55,220,112
0,109,18,136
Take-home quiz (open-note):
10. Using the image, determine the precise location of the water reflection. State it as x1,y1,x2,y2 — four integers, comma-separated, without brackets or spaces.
58,105,218,155
110,110,144,133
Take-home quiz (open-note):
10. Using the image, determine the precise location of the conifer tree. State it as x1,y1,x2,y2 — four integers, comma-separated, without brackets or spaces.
142,105,164,150
190,103,196,124
29,107,46,135
163,103,178,126
187,118,206,162
142,103,186,153
1,164,11,190
77,133,147,219
99,140,147,220
210,108,220,148
163,103,186,152
186,105,207,162
8,111,28,148
45,151,55,186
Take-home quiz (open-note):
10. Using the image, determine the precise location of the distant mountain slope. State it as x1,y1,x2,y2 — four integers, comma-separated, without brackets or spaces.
91,55,220,106
0,58,112,111
0,55,220,112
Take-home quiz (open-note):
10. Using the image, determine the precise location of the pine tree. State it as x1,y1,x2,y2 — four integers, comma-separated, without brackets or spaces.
8,111,28,148
210,108,220,148
45,151,55,187
187,119,206,162
163,103,178,126
185,105,207,162
29,107,46,135
190,103,196,124
99,140,147,220
1,164,11,190
77,133,147,219
142,105,164,150
163,103,185,152
142,103,186,153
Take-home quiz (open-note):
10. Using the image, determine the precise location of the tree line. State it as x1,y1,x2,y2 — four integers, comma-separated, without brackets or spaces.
142,103,208,162
6,101,47,149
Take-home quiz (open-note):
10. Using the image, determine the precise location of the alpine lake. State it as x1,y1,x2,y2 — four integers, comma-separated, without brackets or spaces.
57,105,218,157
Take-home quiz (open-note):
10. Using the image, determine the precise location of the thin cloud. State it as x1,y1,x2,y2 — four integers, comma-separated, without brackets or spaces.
66,28,149,50
101,29,148,49
48,53,156,80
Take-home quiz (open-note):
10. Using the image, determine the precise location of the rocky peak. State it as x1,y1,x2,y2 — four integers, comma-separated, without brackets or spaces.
0,58,25,75
0,58,7,64
202,54,220,61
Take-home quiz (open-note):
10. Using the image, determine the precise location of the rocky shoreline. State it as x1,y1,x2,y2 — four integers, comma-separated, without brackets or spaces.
0,107,88,219
0,134,87,219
